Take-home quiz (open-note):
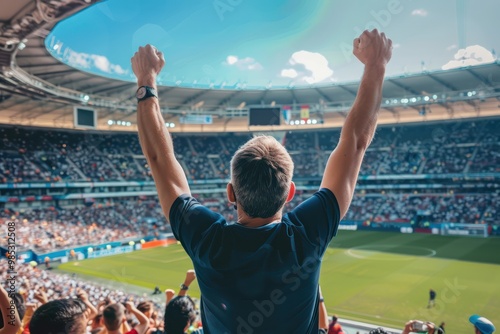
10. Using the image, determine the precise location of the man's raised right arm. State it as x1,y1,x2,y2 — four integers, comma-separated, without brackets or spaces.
320,29,392,218
132,45,190,218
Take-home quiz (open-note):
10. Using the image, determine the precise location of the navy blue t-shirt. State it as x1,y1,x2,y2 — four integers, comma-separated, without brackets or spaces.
169,188,340,334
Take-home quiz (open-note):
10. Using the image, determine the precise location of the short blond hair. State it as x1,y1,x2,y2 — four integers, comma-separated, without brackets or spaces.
230,136,294,218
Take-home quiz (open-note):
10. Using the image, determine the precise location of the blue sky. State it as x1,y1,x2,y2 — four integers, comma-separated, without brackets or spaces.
46,0,499,89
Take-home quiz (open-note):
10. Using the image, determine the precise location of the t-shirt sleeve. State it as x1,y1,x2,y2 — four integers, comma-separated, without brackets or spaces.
169,194,225,258
287,188,340,256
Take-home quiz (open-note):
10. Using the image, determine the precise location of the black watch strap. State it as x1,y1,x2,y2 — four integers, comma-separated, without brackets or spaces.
136,86,158,102
180,284,189,290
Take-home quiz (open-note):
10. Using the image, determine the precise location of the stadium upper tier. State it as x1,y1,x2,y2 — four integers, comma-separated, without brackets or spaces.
1,1,500,131
0,117,498,183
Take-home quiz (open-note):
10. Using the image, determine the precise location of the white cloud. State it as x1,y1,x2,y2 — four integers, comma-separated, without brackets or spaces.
65,49,128,75
446,44,457,51
91,55,110,72
226,55,238,65
281,68,298,78
442,45,495,70
223,55,263,71
110,64,127,75
393,43,401,49
281,50,334,84
412,9,428,17
67,50,91,69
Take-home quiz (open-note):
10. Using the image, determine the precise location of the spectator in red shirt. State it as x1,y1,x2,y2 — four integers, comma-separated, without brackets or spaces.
328,315,345,334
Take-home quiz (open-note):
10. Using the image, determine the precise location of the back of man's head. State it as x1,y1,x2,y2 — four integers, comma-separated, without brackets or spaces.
231,135,294,218
103,303,125,331
164,296,196,334
29,299,87,334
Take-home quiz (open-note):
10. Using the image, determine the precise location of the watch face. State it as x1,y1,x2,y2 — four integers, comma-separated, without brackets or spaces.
136,87,146,99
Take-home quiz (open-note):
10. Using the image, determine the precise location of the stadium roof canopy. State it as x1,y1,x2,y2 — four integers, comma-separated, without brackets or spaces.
0,0,499,132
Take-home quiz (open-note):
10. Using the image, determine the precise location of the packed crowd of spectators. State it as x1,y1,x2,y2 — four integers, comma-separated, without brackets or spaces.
335,192,498,225
0,259,202,334
0,118,498,183
0,189,497,253
0,118,497,253
0,199,168,253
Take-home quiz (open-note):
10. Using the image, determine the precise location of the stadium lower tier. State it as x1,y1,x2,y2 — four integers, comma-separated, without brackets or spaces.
1,190,498,253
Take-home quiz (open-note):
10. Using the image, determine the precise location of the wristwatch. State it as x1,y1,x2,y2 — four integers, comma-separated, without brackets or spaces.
136,86,158,102
180,284,189,291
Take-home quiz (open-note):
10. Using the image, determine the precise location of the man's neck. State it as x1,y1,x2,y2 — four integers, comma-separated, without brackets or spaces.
237,210,282,228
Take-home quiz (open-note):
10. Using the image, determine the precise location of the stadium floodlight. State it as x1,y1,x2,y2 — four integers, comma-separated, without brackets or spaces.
410,97,417,103
312,119,318,124
107,120,113,125
432,94,438,99
300,120,306,125
307,119,311,124
424,96,430,101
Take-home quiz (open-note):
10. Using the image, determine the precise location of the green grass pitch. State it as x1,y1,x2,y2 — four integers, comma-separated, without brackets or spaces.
58,231,500,334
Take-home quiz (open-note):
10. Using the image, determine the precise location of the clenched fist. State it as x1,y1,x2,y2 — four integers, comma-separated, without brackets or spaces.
131,44,165,87
353,29,392,68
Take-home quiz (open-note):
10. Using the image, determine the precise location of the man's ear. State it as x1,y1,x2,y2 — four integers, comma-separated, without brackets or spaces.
286,181,296,202
227,183,236,203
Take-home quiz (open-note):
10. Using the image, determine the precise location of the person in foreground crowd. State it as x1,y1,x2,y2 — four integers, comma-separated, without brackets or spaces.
164,296,202,334
0,286,21,334
28,288,98,334
0,291,24,334
402,320,450,334
469,314,495,334
29,299,88,334
102,302,150,334
163,269,202,333
132,28,392,333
